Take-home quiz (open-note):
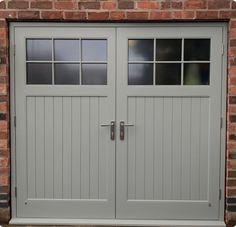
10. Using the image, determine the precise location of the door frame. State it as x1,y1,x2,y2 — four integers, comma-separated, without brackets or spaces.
9,22,227,224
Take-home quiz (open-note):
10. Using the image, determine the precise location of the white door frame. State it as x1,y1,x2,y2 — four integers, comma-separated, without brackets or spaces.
9,22,227,226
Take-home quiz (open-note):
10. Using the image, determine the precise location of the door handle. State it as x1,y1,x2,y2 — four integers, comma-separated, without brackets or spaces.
120,121,134,140
101,121,115,140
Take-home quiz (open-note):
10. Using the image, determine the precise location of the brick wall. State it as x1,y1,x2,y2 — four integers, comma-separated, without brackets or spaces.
0,0,235,225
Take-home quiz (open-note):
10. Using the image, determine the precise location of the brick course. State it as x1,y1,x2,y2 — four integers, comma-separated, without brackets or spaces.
0,0,235,226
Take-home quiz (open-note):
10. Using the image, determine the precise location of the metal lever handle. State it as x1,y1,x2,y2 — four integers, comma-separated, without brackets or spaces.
120,121,134,140
101,121,115,140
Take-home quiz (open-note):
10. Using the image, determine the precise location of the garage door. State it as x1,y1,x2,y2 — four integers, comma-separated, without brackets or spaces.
12,24,223,220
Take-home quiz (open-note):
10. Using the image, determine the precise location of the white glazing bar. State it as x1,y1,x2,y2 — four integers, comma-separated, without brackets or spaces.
80,39,82,85
52,38,55,85
153,39,156,85
181,38,184,85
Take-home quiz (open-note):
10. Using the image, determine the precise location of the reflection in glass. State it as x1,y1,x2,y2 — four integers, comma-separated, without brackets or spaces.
156,39,182,61
184,63,210,85
27,63,52,84
54,39,80,61
128,63,153,85
156,63,181,85
184,39,210,61
27,39,52,61
82,40,107,61
55,64,80,85
82,64,107,85
128,39,154,61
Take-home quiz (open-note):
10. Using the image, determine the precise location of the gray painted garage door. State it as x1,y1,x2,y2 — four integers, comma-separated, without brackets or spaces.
13,24,223,220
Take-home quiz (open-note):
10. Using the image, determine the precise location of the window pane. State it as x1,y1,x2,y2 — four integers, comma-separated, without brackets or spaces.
82,64,107,85
184,39,210,61
184,63,210,85
82,40,107,61
54,39,80,61
27,63,52,84
128,39,154,61
27,39,52,61
128,63,153,85
55,64,80,85
156,39,182,61
156,63,181,85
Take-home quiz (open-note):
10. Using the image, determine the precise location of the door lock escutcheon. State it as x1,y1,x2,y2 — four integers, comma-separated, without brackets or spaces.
101,121,115,140
120,121,134,140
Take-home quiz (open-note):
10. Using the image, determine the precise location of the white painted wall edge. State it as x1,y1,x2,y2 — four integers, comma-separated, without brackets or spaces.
10,218,226,227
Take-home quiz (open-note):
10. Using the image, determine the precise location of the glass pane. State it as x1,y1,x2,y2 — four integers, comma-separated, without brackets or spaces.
27,63,52,84
184,39,210,61
54,39,80,61
156,39,182,61
128,63,153,85
184,63,210,85
55,64,80,85
156,63,181,85
27,39,52,61
82,40,107,61
82,64,107,85
128,39,154,61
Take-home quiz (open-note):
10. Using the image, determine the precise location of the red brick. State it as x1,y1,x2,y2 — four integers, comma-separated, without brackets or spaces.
18,11,40,19
173,11,195,19
231,40,236,47
228,47,236,57
0,84,7,95
0,176,8,186
41,11,63,19
87,12,109,20
118,0,134,9
230,67,236,76
161,0,171,9
220,11,236,19
0,168,8,175
0,65,7,77
0,132,7,140
110,11,125,20
227,188,236,196
227,179,236,186
233,1,236,9
64,12,86,20
8,1,29,9
0,121,7,131
196,11,218,19
55,1,77,10
102,1,116,10
172,1,183,9
0,158,8,168
0,11,17,19
137,1,159,9
0,207,10,223
31,1,52,9
0,1,6,9
231,58,236,66
0,140,7,149
0,103,7,113
79,2,100,10
230,77,236,86
230,20,236,28
150,11,172,20
208,0,230,9
184,0,206,9
127,12,149,20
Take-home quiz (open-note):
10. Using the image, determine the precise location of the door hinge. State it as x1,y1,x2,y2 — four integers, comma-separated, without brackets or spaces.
220,117,223,129
14,116,16,128
219,189,222,200
221,44,225,56
15,187,17,198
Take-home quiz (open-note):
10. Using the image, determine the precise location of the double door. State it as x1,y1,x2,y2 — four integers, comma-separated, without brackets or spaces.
13,24,223,220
